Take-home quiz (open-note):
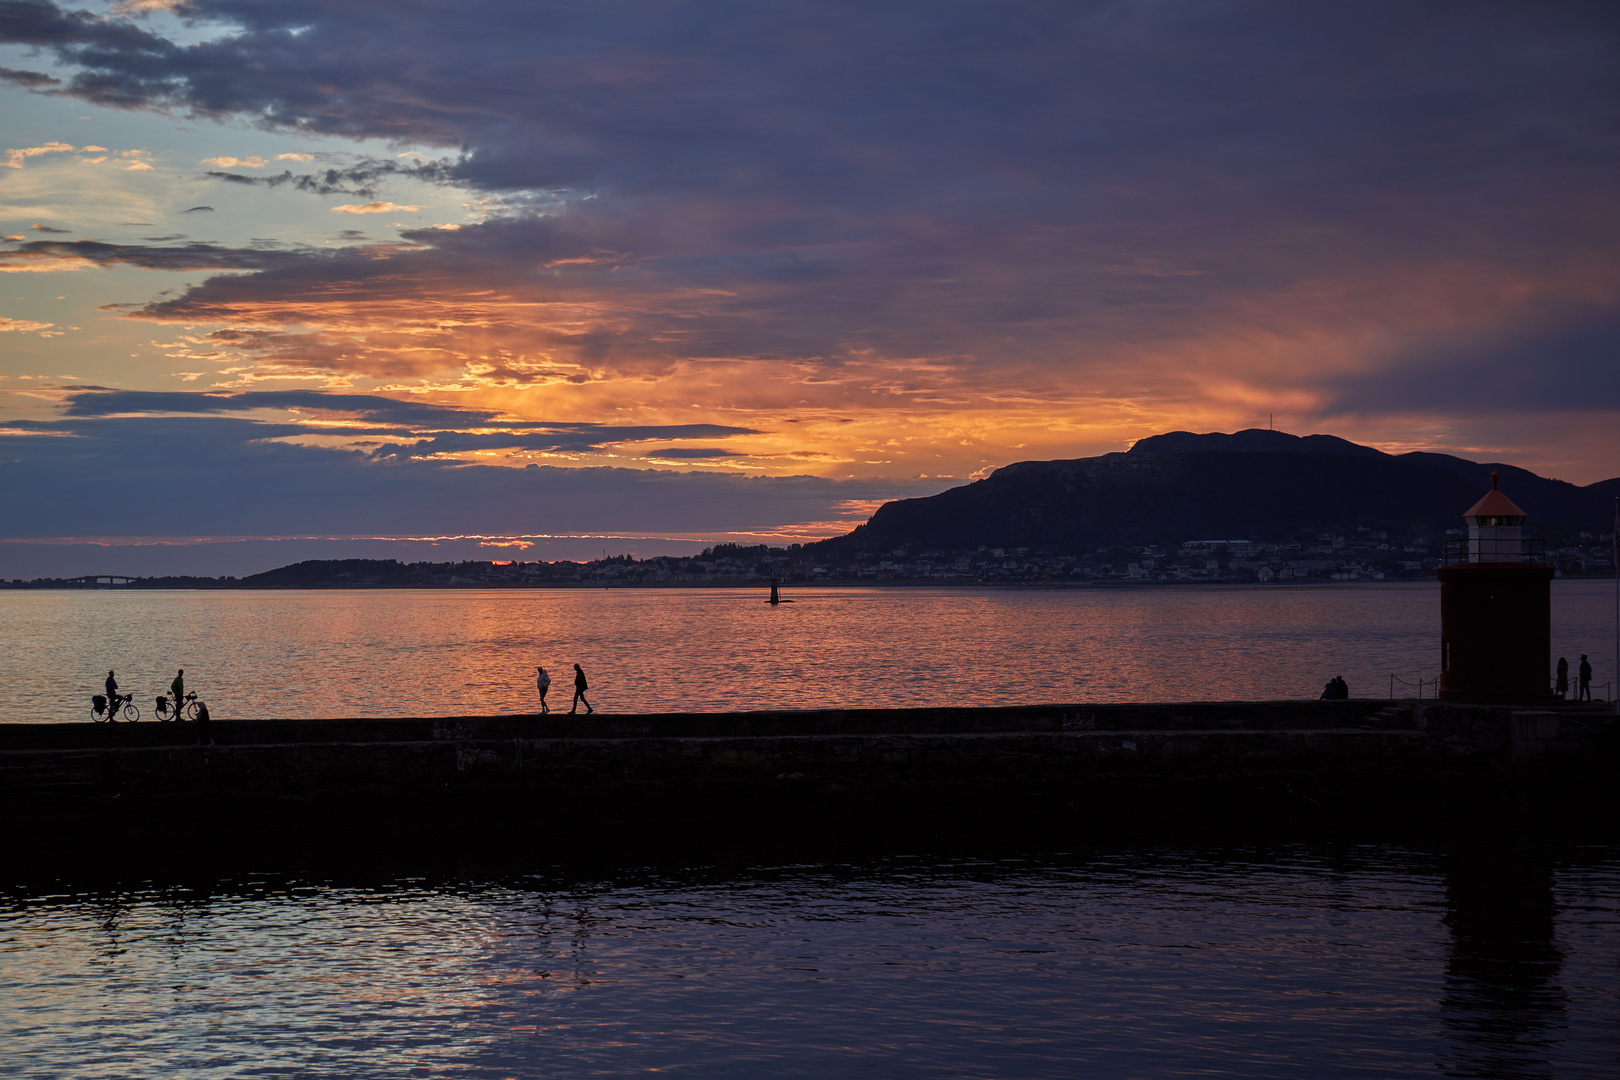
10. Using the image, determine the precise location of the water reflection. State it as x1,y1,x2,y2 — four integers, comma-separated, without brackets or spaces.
4,582,1613,720
3,842,1616,1078
1440,841,1567,1079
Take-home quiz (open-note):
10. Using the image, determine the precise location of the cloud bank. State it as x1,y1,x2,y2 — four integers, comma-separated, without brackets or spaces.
1,0,1617,559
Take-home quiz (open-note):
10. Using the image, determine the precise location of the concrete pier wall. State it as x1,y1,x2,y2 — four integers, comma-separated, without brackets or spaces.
3,701,1614,841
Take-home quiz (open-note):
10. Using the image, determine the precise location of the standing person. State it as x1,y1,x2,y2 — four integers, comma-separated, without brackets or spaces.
105,670,118,701
170,669,185,708
1578,654,1593,701
194,700,214,746
535,666,552,713
570,663,593,714
1555,657,1569,699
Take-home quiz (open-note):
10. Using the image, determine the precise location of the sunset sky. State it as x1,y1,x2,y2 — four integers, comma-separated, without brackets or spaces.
2,1,1617,576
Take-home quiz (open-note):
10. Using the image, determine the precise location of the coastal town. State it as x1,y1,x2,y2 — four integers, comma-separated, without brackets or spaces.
8,526,1614,589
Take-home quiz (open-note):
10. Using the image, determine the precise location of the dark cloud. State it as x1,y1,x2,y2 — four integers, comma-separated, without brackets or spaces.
2,0,1618,479
1324,312,1620,417
0,64,57,87
0,412,935,539
0,237,295,272
204,159,455,199
3,0,1610,223
55,389,762,458
181,206,214,213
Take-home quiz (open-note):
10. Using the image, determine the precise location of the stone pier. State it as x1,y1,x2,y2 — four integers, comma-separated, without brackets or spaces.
3,700,1615,844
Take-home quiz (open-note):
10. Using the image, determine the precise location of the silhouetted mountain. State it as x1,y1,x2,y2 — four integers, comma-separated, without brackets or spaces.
239,559,419,587
809,429,1619,557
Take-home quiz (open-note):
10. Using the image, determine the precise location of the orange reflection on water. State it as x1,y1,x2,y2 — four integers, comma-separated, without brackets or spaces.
1,581,1611,719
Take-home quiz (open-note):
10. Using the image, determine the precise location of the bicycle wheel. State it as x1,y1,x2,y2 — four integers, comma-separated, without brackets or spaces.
92,702,109,723
123,702,140,722
182,699,201,722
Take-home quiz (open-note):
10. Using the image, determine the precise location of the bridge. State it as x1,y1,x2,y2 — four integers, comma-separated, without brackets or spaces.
59,575,140,587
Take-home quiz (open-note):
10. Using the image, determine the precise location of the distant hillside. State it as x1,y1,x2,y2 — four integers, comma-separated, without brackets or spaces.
240,559,430,588
809,429,1620,557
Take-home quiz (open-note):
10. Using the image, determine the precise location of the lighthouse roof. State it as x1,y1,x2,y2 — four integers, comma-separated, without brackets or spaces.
1463,472,1526,519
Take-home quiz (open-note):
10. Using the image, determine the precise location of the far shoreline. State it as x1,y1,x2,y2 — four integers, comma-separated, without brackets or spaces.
0,576,1471,592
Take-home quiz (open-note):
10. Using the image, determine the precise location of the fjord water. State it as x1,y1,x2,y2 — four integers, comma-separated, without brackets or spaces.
2,580,1613,719
5,583,1619,1077
5,842,1618,1078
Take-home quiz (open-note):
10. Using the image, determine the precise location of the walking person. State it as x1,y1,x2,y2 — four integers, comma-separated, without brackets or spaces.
536,666,552,713
1555,657,1569,699
1578,654,1593,701
570,663,593,714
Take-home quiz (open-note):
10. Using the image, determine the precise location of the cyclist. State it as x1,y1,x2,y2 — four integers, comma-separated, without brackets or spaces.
170,669,185,708
104,670,123,718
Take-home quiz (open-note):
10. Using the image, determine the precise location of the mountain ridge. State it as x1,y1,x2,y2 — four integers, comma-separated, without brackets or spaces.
811,429,1618,557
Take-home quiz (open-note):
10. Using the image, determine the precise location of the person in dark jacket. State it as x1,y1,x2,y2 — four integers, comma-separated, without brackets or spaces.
1319,676,1348,700
104,671,123,718
1555,657,1569,699
570,664,593,714
1578,655,1593,701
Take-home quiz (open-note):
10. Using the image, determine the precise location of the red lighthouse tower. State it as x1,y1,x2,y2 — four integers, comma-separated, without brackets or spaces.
1437,473,1553,704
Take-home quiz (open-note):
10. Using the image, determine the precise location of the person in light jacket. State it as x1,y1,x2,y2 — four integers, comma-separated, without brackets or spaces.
536,666,552,713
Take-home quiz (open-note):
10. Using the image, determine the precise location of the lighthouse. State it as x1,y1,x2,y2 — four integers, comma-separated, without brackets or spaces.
1437,473,1553,704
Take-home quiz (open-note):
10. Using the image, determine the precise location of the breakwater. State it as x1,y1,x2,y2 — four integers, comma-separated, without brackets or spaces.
4,701,1616,848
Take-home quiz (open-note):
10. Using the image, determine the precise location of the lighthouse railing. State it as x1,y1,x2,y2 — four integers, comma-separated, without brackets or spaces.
1441,537,1546,566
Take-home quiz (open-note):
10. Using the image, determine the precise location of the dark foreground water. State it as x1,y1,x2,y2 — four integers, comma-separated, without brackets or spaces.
4,839,1617,1079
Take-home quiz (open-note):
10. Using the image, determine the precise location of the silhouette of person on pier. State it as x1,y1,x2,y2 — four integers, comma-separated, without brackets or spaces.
170,669,184,706
1320,675,1348,700
102,670,124,718
1555,657,1568,699
1578,655,1592,701
571,664,593,714
536,666,552,713
194,700,214,746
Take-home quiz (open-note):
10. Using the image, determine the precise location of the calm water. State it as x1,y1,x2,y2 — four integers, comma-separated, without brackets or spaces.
3,842,1617,1078
1,581,1614,720
6,586,1619,1076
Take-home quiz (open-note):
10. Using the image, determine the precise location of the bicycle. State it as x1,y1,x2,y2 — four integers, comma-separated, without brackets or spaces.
155,691,201,722
91,693,140,723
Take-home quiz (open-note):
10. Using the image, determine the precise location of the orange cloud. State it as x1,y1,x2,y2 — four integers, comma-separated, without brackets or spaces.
332,202,421,215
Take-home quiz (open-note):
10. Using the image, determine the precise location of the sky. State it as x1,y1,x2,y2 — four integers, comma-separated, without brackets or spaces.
2,0,1617,576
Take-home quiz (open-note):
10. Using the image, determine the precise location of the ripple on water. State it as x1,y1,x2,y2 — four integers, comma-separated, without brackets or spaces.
4,844,1618,1078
